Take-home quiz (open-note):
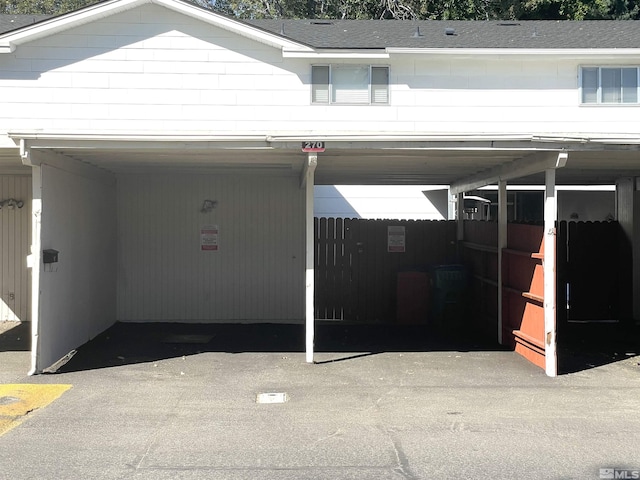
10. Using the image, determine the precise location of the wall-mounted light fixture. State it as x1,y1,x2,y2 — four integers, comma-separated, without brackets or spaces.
201,200,217,213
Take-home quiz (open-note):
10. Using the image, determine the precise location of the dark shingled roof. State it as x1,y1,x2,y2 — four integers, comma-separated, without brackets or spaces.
247,19,640,49
1,10,639,50
0,14,52,34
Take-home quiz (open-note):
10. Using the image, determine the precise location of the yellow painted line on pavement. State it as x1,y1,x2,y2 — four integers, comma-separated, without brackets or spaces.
0,384,72,436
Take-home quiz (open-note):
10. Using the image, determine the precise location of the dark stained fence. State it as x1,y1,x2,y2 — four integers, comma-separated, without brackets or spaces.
461,220,498,340
557,220,627,324
315,218,630,345
314,218,457,323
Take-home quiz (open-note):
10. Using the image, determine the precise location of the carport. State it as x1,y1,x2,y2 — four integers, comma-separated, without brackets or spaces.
13,132,640,377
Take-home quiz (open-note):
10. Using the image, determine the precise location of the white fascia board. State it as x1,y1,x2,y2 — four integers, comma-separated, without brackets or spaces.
267,133,535,143
10,131,268,141
283,49,389,59
386,47,640,58
152,0,310,51
0,0,146,52
10,131,273,150
268,133,640,148
0,0,311,54
266,133,532,141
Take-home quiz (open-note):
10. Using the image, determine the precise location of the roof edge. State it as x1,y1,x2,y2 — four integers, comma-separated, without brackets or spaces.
0,0,312,53
386,47,640,56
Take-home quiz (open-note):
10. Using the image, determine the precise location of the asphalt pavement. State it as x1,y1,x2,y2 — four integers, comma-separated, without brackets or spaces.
1,321,639,480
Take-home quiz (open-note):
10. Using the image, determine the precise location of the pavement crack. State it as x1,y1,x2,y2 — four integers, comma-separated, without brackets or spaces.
379,426,419,480
313,428,344,444
360,388,396,418
131,394,186,471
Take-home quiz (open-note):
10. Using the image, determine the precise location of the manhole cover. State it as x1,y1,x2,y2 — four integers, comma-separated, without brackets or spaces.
0,396,20,406
256,392,288,404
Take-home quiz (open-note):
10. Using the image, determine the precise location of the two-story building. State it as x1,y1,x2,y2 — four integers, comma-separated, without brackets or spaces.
1,0,639,376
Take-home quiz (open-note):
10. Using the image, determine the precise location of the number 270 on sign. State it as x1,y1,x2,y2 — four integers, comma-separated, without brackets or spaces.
301,141,325,152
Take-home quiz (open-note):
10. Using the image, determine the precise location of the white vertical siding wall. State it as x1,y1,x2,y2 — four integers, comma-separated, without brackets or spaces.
557,190,615,221
38,163,117,369
314,185,448,220
117,172,305,322
0,4,637,140
0,175,31,321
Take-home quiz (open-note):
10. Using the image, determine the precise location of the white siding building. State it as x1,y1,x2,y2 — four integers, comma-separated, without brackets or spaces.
1,1,640,376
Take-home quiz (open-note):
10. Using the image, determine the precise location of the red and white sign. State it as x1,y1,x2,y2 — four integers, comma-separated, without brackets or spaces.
301,141,325,153
387,226,406,253
201,225,219,251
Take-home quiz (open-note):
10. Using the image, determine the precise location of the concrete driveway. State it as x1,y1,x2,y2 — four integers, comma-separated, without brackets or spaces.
0,321,639,480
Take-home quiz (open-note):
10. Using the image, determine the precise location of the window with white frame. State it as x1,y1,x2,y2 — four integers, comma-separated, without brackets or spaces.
581,66,639,104
312,65,389,105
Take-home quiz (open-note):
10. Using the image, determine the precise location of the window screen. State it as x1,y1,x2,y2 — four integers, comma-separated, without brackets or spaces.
312,65,389,105
312,65,330,104
581,66,639,104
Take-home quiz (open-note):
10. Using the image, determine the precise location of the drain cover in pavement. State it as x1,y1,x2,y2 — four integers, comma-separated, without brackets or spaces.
256,392,288,404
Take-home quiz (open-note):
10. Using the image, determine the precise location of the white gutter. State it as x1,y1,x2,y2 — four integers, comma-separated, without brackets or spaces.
10,132,270,142
386,47,640,57
283,50,389,59
267,133,538,143
268,133,640,147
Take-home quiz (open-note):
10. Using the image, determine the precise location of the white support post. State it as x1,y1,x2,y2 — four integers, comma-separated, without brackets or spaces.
456,192,464,242
21,142,42,375
544,168,558,377
497,180,507,345
304,153,317,364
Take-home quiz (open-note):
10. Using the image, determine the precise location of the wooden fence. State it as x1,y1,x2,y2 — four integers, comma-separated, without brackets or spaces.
315,218,630,337
314,218,457,322
461,221,499,340
557,220,630,325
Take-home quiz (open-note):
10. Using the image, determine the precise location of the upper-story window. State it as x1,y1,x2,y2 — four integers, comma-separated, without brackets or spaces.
312,65,389,105
581,66,639,104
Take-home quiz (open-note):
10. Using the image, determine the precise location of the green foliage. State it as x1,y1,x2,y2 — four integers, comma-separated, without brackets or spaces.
213,0,640,19
1,0,637,21
0,0,96,15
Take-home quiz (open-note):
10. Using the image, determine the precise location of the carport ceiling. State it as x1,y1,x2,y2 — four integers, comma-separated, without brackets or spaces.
46,144,640,186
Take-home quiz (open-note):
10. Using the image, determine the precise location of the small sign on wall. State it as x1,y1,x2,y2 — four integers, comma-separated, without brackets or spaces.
301,141,325,152
387,226,405,253
201,225,219,251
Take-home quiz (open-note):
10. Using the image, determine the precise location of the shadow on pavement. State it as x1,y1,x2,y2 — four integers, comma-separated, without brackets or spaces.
55,322,508,373
0,321,30,352
8,320,637,375
558,322,640,375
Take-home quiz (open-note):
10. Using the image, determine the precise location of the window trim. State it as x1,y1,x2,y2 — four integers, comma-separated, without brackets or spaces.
311,64,390,106
580,66,640,105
